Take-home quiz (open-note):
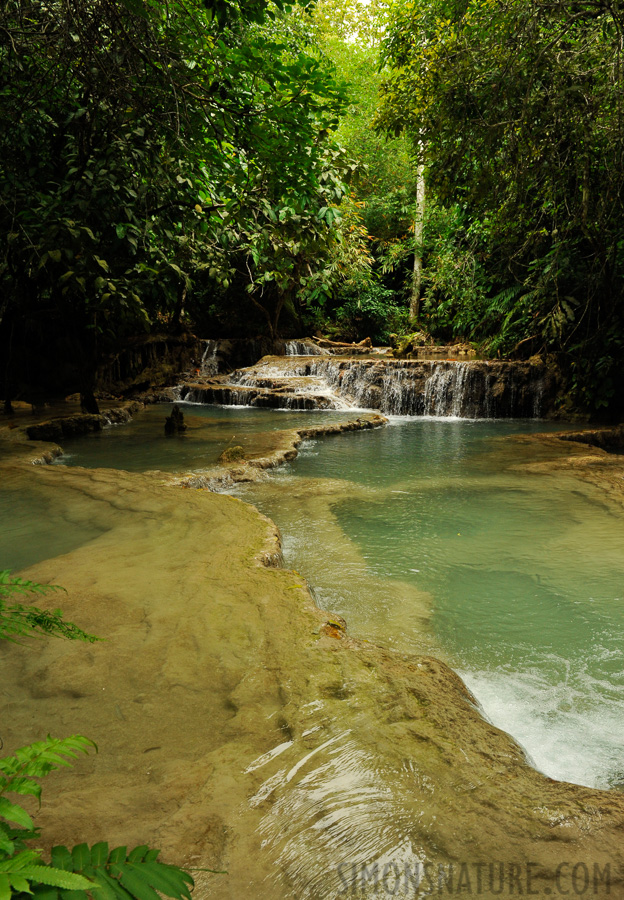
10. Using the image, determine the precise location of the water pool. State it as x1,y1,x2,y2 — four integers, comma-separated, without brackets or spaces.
236,417,624,790
28,406,624,790
55,403,363,473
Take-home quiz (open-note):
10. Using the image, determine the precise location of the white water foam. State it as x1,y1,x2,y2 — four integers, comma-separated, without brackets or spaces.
461,658,624,789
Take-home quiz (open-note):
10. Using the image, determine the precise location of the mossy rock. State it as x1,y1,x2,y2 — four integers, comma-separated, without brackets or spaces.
218,445,246,462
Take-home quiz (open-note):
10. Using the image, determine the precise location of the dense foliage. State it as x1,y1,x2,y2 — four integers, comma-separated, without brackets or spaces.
0,0,349,404
378,0,624,406
1,0,622,410
306,0,421,339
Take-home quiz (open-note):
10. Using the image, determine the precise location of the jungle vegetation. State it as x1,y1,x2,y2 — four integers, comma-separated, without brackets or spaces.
0,0,622,410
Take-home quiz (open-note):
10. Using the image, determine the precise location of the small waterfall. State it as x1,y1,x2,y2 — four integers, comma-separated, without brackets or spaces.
180,356,553,417
307,359,424,414
383,362,423,415
284,340,327,356
423,363,471,417
200,340,220,376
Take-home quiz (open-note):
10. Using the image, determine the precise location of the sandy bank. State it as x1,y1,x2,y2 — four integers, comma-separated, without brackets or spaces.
1,429,624,898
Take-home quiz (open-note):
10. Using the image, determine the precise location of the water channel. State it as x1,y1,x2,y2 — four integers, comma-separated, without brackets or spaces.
40,402,624,793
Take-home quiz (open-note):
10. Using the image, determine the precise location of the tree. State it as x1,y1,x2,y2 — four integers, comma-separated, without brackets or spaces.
300,0,421,337
378,0,624,405
0,0,348,404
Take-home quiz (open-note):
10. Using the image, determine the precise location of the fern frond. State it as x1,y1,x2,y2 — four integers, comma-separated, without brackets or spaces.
0,736,96,849
489,283,523,312
0,571,64,598
0,857,93,891
0,736,95,793
0,798,34,831
29,844,195,900
0,572,99,644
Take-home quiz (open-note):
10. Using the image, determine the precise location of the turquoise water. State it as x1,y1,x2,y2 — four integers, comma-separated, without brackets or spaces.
56,404,362,473
0,482,105,571
28,407,624,789
239,417,624,790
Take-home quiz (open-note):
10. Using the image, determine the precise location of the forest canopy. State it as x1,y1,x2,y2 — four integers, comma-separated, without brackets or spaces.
0,0,351,404
377,0,624,407
1,0,623,411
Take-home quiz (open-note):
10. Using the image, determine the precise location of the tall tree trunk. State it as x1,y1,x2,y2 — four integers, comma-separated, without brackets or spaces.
410,162,426,323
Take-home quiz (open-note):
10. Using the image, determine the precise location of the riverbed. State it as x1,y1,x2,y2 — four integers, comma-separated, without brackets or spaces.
2,406,624,898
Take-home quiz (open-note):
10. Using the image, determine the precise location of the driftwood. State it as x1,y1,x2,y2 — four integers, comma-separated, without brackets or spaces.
312,336,372,349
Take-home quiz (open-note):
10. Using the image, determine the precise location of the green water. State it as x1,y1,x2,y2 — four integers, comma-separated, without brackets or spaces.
23,407,624,789
238,418,624,790
56,404,362,473
0,482,106,571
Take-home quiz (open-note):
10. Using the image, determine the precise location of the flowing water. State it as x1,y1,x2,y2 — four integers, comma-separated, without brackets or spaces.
18,403,624,791
234,417,624,791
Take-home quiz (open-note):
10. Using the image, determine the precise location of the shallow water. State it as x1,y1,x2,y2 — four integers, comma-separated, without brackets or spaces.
55,404,362,473
0,479,106,571
237,417,624,790
19,407,624,791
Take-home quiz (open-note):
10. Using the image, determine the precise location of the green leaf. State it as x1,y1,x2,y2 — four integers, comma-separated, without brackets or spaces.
86,874,116,900
107,848,127,866
118,869,161,900
51,847,73,872
94,870,135,900
130,863,188,900
0,865,92,891
0,798,34,830
71,845,91,873
0,873,10,900
8,872,31,893
90,844,109,868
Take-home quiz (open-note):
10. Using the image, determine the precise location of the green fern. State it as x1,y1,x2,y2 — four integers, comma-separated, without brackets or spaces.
0,571,99,643
0,738,196,900
0,736,96,857
489,282,524,312
36,842,193,900
0,849,95,898
0,582,199,900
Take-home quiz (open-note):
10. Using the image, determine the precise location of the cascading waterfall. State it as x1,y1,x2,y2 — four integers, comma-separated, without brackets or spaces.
182,353,552,418
423,363,471,417
200,339,220,376
284,340,328,356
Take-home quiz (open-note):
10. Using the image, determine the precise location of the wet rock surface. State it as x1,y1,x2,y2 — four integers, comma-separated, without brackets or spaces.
558,423,624,454
24,402,143,442
179,354,559,418
1,427,624,898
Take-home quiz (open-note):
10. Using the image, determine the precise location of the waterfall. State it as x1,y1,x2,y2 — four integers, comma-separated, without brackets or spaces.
284,340,327,356
200,340,220,376
181,355,552,417
423,363,471,417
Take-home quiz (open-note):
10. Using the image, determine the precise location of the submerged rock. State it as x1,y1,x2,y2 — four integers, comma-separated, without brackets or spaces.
164,404,187,434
